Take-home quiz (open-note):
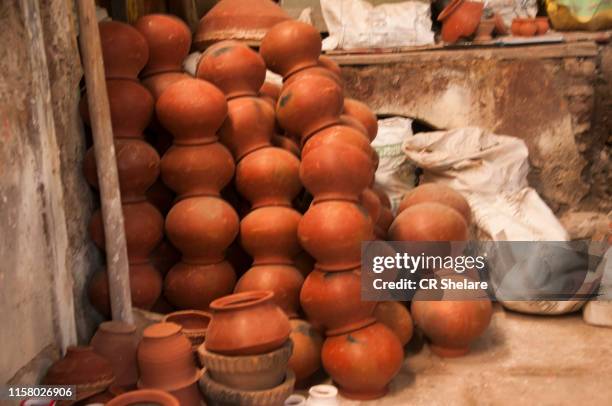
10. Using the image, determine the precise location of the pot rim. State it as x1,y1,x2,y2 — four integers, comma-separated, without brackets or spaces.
437,0,464,22
143,322,182,339
210,290,274,311
162,310,212,334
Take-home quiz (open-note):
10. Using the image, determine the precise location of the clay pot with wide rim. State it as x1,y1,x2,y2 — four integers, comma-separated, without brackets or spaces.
235,147,302,208
288,319,323,384
298,201,374,271
318,55,342,78
343,98,378,141
107,389,179,406
156,78,228,145
322,321,403,400
197,40,267,99
164,261,237,310
374,301,413,346
99,21,149,79
276,75,344,139
398,183,471,223
389,202,468,242
163,310,212,350
437,0,484,43
300,268,376,335
206,290,291,355
142,72,191,101
134,14,192,77
90,321,139,387
301,124,372,158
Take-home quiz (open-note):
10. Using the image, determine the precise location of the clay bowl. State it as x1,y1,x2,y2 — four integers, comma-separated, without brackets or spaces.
163,310,212,350
206,291,291,356
106,389,179,406
90,321,139,387
98,21,149,79
198,340,293,390
343,98,378,141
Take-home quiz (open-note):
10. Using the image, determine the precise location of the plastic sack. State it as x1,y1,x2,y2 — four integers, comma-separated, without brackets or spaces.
546,0,612,31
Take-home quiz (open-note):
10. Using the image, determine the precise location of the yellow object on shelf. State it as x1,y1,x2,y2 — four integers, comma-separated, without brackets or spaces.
546,0,612,31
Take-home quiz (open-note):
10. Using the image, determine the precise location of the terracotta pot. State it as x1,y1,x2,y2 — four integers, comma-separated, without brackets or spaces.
206,290,291,355
165,196,239,264
510,18,522,36
161,142,235,198
107,389,179,406
149,239,180,276
98,21,149,79
389,202,468,242
437,0,484,43
272,134,301,157
283,66,343,88
235,147,302,209
259,82,282,106
288,319,323,383
156,78,228,145
141,72,191,101
134,14,192,77
298,201,373,271
398,183,471,223
147,180,175,216
168,382,202,406
301,124,372,159
163,310,212,350
293,251,315,277
138,322,200,390
361,188,382,225
535,17,550,34
411,299,492,357
90,321,139,387
198,340,292,390
300,269,376,335
197,40,266,99
218,97,275,160
318,55,342,77
240,206,302,265
343,99,378,141
276,75,343,139
164,261,237,310
519,19,538,36
374,302,413,346
475,18,496,41
260,20,321,77
322,321,403,400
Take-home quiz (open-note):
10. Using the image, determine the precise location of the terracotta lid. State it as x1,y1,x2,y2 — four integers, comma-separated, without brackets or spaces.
194,0,290,50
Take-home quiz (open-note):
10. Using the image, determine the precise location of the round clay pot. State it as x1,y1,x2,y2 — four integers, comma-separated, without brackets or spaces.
535,17,550,35
272,134,301,157
163,310,212,350
235,147,302,208
389,202,468,242
372,186,392,209
259,82,282,106
361,188,382,225
276,75,343,139
134,14,192,77
300,144,373,203
165,196,239,264
156,78,228,145
138,322,200,390
198,340,292,390
197,40,266,99
240,206,302,265
343,99,378,142
300,269,376,335
160,142,235,198
107,389,179,406
141,72,191,101
398,183,471,223
374,302,413,346
98,21,149,79
322,321,403,400
283,66,343,88
519,19,538,36
318,55,342,77
510,18,522,36
437,0,484,43
260,20,322,77
298,201,374,271
90,321,139,387
164,261,237,310
301,124,372,159
218,97,275,160
411,299,492,357
206,290,291,355
288,319,323,383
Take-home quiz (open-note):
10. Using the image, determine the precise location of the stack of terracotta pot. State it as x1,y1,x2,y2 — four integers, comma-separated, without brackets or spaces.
84,21,164,316
258,21,404,400
198,291,296,404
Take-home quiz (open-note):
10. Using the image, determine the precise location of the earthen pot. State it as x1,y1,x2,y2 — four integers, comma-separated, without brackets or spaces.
165,196,239,264
240,206,302,265
374,302,413,346
398,183,471,223
260,20,322,77
301,124,372,159
99,21,149,79
283,66,343,88
339,114,369,138
206,290,291,355
510,18,522,36
149,239,180,277
411,299,492,357
389,202,468,242
372,186,392,209
197,40,266,99
218,97,275,160
361,188,382,225
300,143,373,203
535,17,550,34
163,310,212,350
512,18,538,36
322,321,403,400
164,261,237,310
107,389,179,406
288,319,323,383
318,55,342,77
137,322,200,390
235,147,302,208
276,75,344,139
141,72,191,101
90,321,139,386
298,201,374,271
437,0,484,43
156,78,228,145
300,269,376,335
272,134,301,157
160,142,235,198
134,14,192,77
259,81,282,106
343,98,378,141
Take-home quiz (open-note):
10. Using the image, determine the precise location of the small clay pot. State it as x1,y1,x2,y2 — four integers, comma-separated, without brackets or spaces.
535,17,550,34
134,14,192,77
259,82,282,106
206,290,291,355
235,147,302,209
90,321,139,387
374,302,413,346
389,202,468,242
163,310,212,350
106,389,179,406
322,321,403,400
156,78,228,145
361,188,382,225
260,20,322,77
343,99,378,141
475,18,496,41
519,19,538,36
99,21,149,79
318,55,342,77
197,340,293,390
141,72,191,101
437,0,484,43
288,319,323,383
197,40,267,99
301,124,372,159
272,135,301,157
398,183,471,223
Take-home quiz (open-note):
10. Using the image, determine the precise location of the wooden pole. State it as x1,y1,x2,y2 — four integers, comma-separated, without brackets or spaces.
76,0,133,323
